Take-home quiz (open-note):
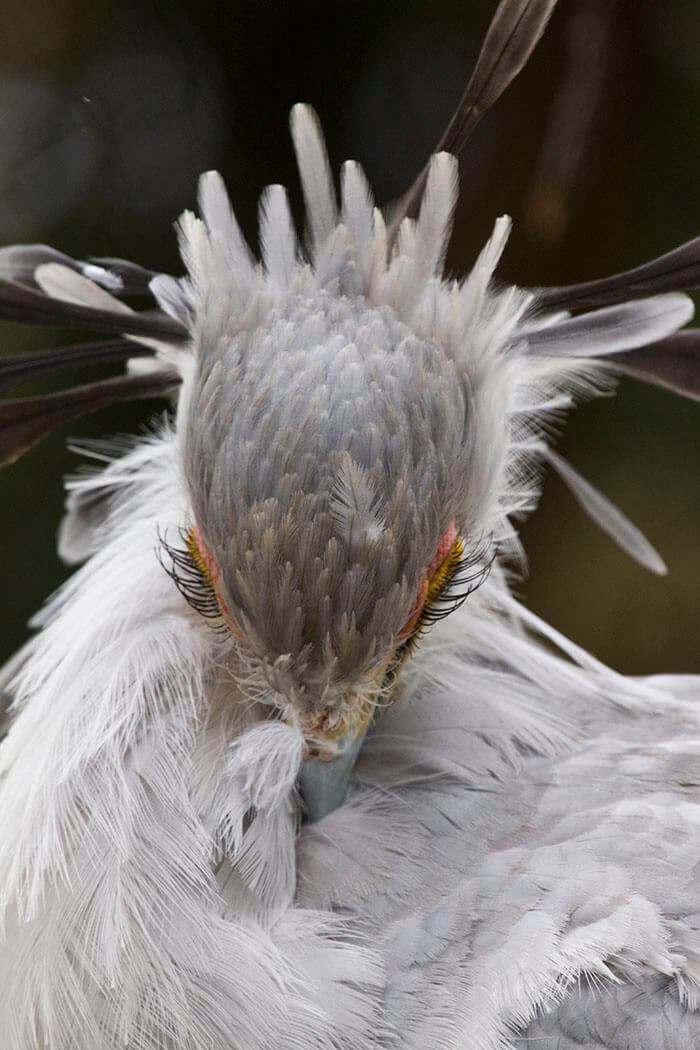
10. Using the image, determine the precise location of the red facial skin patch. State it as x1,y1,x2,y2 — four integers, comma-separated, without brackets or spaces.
397,521,458,642
189,523,243,637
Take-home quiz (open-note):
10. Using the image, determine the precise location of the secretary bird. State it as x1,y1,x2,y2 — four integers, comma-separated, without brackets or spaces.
0,1,699,1047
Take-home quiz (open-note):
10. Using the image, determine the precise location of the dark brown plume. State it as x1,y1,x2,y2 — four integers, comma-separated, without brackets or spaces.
388,0,559,237
0,247,187,463
538,236,700,311
0,278,187,342
603,330,700,402
0,341,155,396
0,370,181,468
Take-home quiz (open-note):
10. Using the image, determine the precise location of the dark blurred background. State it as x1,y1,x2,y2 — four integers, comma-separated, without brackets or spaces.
0,0,698,672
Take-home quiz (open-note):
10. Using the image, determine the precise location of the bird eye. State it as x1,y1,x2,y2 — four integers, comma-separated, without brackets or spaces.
392,534,493,669
158,527,223,624
418,535,469,625
418,536,493,628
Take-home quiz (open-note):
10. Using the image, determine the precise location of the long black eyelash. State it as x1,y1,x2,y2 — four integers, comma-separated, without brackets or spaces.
157,526,224,625
417,538,495,629
386,537,495,682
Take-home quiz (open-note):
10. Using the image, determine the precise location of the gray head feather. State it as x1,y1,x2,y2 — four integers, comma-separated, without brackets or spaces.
184,290,468,712
173,104,694,721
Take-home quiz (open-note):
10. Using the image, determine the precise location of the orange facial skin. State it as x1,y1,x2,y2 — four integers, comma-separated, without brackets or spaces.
187,524,243,638
396,521,459,643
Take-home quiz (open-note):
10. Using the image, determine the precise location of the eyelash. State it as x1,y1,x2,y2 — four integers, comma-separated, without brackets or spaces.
158,527,223,624
391,536,494,667
418,538,493,629
158,528,492,651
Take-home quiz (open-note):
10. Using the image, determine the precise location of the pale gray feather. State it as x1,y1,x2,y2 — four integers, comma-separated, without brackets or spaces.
545,448,667,575
0,0,699,1046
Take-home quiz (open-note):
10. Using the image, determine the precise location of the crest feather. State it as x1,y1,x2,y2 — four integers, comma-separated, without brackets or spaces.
34,263,132,314
527,293,694,358
414,152,459,280
197,170,256,287
259,184,298,293
290,104,338,258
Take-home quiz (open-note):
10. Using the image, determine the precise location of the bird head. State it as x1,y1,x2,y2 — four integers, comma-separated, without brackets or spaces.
162,113,518,815
2,0,694,827
183,290,474,734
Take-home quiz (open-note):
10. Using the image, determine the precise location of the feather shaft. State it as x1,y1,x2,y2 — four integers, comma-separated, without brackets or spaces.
545,448,667,575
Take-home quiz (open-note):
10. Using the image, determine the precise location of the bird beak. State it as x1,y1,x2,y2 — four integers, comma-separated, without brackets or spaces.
297,719,372,822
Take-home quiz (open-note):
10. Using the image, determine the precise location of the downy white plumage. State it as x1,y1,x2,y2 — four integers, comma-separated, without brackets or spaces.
0,1,699,1048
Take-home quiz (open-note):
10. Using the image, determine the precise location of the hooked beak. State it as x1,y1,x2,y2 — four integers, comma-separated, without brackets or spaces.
297,719,372,822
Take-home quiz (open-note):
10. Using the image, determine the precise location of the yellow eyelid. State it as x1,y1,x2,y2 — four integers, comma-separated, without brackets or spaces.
186,528,215,587
424,536,463,606
384,537,466,687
